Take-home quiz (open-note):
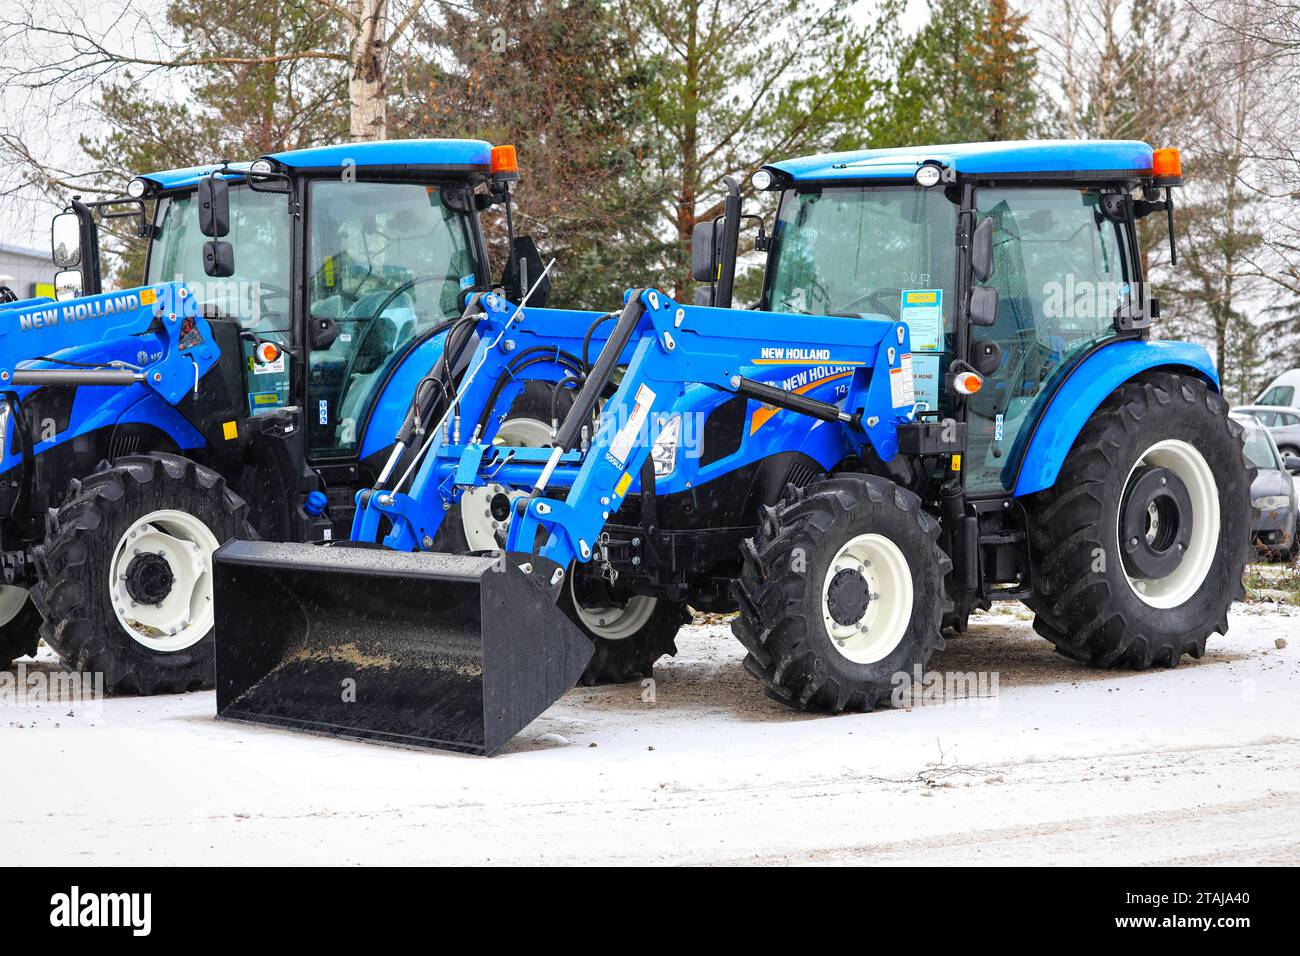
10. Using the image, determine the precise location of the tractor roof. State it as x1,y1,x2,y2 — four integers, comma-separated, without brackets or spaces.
138,139,494,191
766,140,1156,185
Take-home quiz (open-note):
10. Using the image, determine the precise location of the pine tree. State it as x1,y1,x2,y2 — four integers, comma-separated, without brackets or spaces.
868,0,1039,146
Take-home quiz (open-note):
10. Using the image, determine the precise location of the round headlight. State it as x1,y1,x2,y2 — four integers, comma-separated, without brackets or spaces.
250,159,274,175
751,168,773,191
915,165,942,188
126,178,148,199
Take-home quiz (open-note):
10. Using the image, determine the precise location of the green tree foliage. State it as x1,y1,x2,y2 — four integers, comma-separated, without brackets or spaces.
80,0,349,282
391,0,669,311
618,0,901,296
869,0,1039,147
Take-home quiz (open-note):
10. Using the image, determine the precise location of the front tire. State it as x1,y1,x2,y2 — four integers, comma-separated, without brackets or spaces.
1023,372,1252,668
559,567,688,684
34,454,252,694
733,475,950,712
0,586,41,668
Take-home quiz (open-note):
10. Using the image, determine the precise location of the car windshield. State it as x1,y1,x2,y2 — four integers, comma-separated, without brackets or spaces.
1240,419,1281,470
766,185,959,328
306,178,481,458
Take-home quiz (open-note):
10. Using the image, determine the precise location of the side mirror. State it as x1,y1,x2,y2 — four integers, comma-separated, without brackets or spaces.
971,216,994,282
54,269,83,301
500,235,549,307
309,315,339,350
1285,455,1300,475
969,285,999,327
691,220,718,283
198,176,230,238
203,239,235,278
51,212,82,268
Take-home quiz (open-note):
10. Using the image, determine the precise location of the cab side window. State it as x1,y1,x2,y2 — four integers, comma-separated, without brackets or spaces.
965,186,1135,493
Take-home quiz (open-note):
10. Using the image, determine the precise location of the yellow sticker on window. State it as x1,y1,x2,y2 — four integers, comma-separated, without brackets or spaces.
951,454,962,472
615,472,633,498
222,421,238,441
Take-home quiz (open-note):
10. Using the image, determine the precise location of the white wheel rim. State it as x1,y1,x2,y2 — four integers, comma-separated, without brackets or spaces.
568,575,658,640
0,584,29,628
1119,439,1219,608
491,416,553,448
461,417,553,550
476,413,659,640
109,509,219,652
821,533,913,665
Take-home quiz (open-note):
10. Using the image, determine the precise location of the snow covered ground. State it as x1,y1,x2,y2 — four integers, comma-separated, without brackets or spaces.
2,595,1297,866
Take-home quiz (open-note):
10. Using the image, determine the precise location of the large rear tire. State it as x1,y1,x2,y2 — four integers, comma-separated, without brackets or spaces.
733,475,950,712
0,587,41,668
1023,372,1252,668
33,454,252,694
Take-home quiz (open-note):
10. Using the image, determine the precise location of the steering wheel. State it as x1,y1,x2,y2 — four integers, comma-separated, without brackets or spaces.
333,273,462,410
834,287,902,316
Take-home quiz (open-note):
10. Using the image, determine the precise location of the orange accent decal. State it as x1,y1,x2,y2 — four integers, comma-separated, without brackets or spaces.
749,371,853,434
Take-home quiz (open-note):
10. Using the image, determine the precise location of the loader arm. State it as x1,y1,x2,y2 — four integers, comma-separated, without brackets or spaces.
0,282,219,406
354,288,917,574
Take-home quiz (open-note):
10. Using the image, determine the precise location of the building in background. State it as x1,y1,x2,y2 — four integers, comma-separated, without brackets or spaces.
0,241,54,299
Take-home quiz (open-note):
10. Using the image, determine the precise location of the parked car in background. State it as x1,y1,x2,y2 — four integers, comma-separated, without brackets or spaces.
1233,413,1300,560
1233,404,1300,457
1254,369,1300,410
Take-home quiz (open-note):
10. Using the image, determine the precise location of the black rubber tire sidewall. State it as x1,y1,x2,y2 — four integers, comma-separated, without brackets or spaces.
1024,373,1251,666
733,475,950,711
36,454,251,694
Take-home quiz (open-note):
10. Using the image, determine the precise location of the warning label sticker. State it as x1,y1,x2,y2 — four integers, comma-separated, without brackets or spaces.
609,383,656,466
889,353,915,408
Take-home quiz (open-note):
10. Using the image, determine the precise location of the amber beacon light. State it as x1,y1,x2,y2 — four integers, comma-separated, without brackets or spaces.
491,145,519,181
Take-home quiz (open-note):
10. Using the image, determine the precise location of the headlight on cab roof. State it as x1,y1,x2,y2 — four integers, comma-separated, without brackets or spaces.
126,177,148,199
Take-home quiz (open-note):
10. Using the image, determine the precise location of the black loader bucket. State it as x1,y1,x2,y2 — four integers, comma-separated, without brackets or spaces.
212,541,593,756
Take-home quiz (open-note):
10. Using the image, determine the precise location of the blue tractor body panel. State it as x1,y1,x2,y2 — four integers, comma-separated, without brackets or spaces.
0,283,219,473
767,139,1156,184
1010,339,1220,497
140,139,494,192
351,290,915,568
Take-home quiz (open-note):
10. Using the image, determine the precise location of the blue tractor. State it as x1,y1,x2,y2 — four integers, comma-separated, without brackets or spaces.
0,139,542,694
212,140,1252,755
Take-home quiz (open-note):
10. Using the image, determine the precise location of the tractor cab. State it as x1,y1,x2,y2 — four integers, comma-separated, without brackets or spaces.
725,140,1182,498
55,139,541,536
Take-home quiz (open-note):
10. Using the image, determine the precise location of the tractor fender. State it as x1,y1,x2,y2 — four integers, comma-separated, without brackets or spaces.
87,389,205,452
1011,339,1219,497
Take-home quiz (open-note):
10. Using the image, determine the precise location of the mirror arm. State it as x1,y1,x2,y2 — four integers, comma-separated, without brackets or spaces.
714,176,742,309
70,198,103,298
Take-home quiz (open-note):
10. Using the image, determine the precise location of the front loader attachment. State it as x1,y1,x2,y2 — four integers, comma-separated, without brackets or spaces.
212,541,593,756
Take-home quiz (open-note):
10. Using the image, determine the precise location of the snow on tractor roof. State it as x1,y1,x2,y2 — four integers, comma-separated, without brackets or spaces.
767,139,1156,184
139,138,494,191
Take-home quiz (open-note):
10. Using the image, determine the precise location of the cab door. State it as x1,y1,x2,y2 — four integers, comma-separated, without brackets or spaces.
963,185,1139,495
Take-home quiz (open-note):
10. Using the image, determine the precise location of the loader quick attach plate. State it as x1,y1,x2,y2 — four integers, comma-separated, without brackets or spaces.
212,541,594,756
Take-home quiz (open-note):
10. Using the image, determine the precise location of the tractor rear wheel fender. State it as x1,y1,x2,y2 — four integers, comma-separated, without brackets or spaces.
1022,371,1252,668
1013,340,1219,497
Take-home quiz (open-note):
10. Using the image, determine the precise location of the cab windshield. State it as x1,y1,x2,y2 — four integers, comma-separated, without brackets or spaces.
766,185,959,328
306,178,480,458
147,184,292,332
